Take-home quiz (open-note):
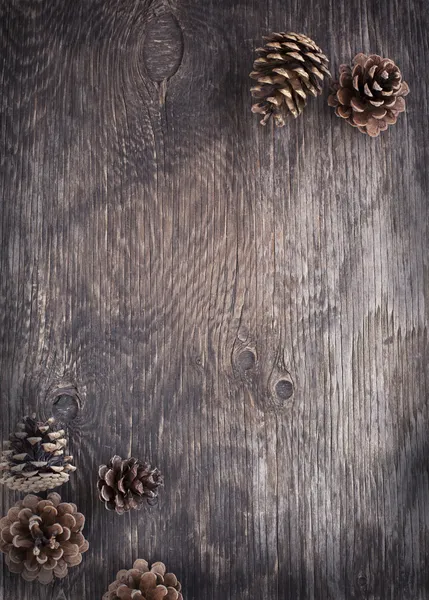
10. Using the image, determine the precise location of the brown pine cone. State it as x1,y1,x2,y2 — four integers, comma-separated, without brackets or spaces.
0,415,76,493
328,53,410,136
250,32,330,126
103,559,183,600
98,455,163,514
0,493,89,584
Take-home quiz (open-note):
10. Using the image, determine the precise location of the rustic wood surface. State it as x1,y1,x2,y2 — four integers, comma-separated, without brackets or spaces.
0,0,428,598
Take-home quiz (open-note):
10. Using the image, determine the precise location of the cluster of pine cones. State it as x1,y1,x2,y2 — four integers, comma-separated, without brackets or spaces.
250,32,409,136
0,34,411,596
0,415,169,592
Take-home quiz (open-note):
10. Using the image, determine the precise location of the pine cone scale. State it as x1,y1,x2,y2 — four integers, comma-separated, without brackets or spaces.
104,469,116,487
101,484,115,501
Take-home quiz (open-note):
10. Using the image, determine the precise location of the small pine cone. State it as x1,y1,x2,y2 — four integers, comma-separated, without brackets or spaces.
250,32,330,126
0,415,76,493
103,559,183,600
98,456,163,514
328,53,410,137
0,492,89,584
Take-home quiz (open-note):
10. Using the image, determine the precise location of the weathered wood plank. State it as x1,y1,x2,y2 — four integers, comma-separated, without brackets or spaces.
0,0,428,598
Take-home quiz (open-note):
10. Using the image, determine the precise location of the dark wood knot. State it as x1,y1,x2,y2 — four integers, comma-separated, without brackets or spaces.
274,379,294,401
357,572,368,590
236,349,256,371
51,388,80,423
143,13,184,82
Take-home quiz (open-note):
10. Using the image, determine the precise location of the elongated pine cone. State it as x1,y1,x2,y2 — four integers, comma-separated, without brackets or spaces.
328,53,410,136
103,559,183,600
0,415,76,493
250,32,330,126
98,456,163,514
0,493,89,584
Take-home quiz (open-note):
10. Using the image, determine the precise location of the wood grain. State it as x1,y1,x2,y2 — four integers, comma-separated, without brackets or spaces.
0,0,428,598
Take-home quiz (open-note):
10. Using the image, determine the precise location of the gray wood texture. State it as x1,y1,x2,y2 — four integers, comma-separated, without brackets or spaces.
0,0,428,598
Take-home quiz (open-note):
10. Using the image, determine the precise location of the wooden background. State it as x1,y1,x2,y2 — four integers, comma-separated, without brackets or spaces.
0,0,428,598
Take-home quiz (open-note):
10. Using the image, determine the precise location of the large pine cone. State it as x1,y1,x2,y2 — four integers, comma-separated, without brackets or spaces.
0,493,89,584
98,456,163,514
103,559,183,600
328,53,410,136
250,32,330,126
0,416,76,493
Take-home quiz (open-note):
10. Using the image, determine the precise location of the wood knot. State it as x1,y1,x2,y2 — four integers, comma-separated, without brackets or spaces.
236,349,256,371
266,355,295,410
357,572,368,590
275,379,294,401
143,12,184,82
50,386,80,423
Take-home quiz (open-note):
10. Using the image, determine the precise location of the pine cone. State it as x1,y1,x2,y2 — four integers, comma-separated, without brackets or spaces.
103,559,183,600
250,32,330,126
98,456,163,514
0,492,89,584
328,53,410,136
0,416,76,493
